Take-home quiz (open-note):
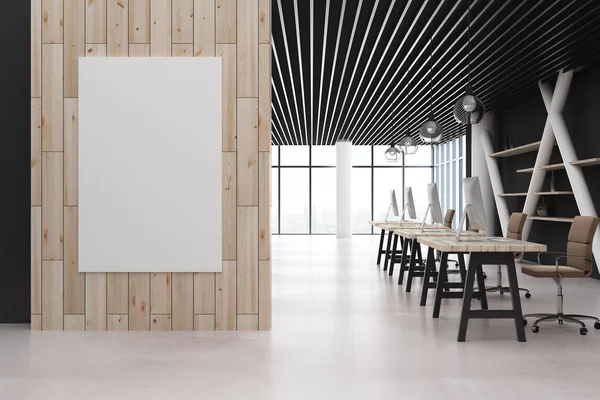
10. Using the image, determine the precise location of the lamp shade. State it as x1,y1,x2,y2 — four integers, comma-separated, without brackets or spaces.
398,136,418,155
384,143,401,162
419,115,443,143
453,86,484,125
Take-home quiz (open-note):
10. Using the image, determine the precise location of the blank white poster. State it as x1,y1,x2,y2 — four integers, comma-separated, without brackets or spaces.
78,57,222,272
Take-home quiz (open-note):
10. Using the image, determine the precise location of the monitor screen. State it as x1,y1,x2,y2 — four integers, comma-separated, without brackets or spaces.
404,187,416,219
390,189,399,217
427,183,443,224
464,177,487,231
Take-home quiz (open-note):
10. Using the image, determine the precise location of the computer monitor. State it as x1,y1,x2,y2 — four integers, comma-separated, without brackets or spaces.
401,187,417,220
421,183,443,229
385,189,400,221
456,177,487,240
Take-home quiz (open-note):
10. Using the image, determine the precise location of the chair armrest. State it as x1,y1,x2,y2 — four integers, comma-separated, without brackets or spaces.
537,251,566,265
554,255,594,278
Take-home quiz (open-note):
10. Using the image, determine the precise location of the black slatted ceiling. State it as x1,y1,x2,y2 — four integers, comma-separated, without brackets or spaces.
271,0,600,146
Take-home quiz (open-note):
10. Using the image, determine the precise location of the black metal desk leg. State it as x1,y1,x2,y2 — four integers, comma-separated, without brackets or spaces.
388,234,399,276
505,258,527,342
433,253,449,318
458,254,466,283
420,247,436,306
397,237,409,284
377,229,386,265
458,253,479,341
383,231,393,271
405,240,420,291
476,265,489,310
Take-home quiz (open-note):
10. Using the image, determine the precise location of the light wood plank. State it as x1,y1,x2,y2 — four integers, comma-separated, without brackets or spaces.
173,0,194,43
42,44,64,151
31,207,42,314
31,315,42,331
107,314,129,330
85,273,107,330
108,0,129,56
193,0,215,56
64,99,78,205
86,0,107,43
571,158,600,167
129,0,150,43
32,0,42,97
237,315,258,331
31,99,42,206
217,44,236,151
193,315,216,331
64,206,84,314
151,273,172,314
172,43,193,57
489,141,546,158
129,43,150,56
258,152,271,260
258,43,271,151
86,43,107,57
258,0,270,44
107,273,129,314
64,315,85,330
42,261,63,330
150,0,172,56
194,273,215,314
238,98,259,205
129,273,150,330
216,261,236,330
64,0,84,97
42,152,63,260
222,152,237,259
237,207,258,314
216,0,236,43
151,315,172,331
258,260,271,330
528,216,575,223
42,0,63,43
237,0,258,97
172,273,194,330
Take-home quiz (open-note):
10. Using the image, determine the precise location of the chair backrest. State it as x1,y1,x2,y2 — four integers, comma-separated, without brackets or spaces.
506,213,527,240
444,209,455,228
567,216,599,274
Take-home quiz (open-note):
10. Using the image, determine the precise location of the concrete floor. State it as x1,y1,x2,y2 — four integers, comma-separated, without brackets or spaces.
2,235,600,399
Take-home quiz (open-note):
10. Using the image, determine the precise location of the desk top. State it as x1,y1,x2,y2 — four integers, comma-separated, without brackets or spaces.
369,220,421,226
394,228,485,240
372,222,445,231
417,237,547,253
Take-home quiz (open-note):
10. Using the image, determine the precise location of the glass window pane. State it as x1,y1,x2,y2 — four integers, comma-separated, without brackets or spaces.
280,145,309,166
312,169,337,233
404,145,432,166
352,168,372,233
373,145,401,166
280,168,309,233
272,145,279,166
311,145,336,166
373,168,403,222
352,145,371,166
272,168,279,234
404,167,433,221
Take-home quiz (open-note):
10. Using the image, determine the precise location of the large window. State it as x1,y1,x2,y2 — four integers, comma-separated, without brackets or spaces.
272,144,434,234
433,136,466,229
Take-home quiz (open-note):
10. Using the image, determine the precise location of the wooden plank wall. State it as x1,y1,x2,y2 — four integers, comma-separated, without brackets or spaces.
30,0,271,331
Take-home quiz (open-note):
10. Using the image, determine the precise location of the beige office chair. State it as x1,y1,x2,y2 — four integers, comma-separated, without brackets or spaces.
443,209,455,228
522,216,600,335
486,213,530,298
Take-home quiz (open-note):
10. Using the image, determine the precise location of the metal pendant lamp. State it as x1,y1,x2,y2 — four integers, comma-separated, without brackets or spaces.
420,35,443,143
399,135,418,155
384,142,401,162
453,0,484,125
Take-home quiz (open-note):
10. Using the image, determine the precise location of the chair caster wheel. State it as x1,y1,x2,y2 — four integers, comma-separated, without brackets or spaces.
523,319,528,326
580,327,588,335
525,293,531,299
594,322,600,330
559,320,563,325
500,292,504,296
483,273,487,280
532,326,539,333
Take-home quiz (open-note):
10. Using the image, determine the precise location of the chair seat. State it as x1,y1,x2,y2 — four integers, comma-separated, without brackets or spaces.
521,265,586,278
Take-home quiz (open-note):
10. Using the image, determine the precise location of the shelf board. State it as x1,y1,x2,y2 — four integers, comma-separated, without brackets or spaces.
528,216,574,223
534,191,573,195
570,158,600,167
489,141,542,158
497,193,527,197
539,163,565,171
516,167,535,173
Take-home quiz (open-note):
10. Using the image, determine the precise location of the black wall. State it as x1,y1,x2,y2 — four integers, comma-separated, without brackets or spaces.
0,1,31,322
497,64,600,274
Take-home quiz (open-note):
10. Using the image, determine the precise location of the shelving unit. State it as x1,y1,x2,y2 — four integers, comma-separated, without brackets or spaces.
528,216,575,223
488,141,542,158
570,158,600,167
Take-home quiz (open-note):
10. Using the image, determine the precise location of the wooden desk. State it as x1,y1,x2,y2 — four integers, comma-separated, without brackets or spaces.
417,237,546,342
393,229,484,291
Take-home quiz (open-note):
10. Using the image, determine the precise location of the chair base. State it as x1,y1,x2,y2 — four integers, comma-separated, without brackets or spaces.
523,312,600,335
485,285,531,298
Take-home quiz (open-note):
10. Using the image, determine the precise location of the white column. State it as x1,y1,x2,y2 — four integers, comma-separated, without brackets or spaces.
481,130,510,235
336,141,352,238
472,112,499,235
